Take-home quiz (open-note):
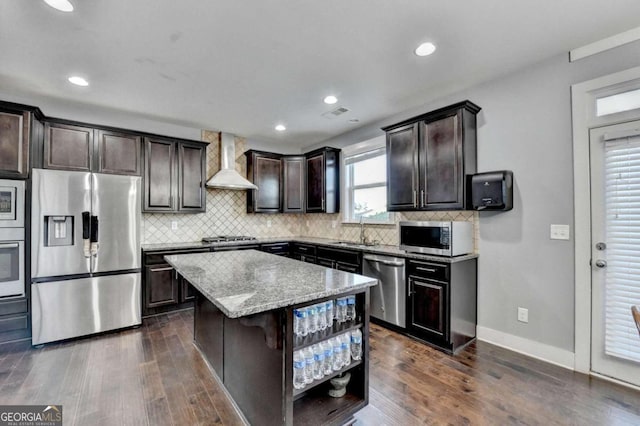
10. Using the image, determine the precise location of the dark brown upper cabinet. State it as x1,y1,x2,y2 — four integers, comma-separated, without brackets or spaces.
282,155,305,213
245,150,282,213
96,129,142,175
44,122,94,172
178,142,206,212
143,137,206,213
305,147,340,213
382,100,480,211
0,102,42,179
43,121,142,175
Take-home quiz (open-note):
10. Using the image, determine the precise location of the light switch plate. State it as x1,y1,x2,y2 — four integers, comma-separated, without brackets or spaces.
550,224,570,240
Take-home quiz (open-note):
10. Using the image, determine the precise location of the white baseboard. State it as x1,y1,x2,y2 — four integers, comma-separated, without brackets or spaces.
476,326,575,371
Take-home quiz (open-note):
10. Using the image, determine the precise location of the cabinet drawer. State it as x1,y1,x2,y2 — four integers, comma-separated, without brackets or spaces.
407,260,449,282
144,248,209,265
292,243,316,256
0,299,28,316
0,314,28,334
260,242,290,255
316,246,360,266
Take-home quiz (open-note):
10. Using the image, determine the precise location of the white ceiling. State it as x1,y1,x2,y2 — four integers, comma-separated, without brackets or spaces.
1,1,640,148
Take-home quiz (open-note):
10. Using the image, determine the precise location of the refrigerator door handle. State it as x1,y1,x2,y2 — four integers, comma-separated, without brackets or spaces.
90,215,99,257
82,211,91,258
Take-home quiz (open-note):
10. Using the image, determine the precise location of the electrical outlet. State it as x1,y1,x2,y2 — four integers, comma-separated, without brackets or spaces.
267,219,272,228
517,307,529,323
331,221,337,229
550,224,570,240
306,220,310,227
171,221,178,231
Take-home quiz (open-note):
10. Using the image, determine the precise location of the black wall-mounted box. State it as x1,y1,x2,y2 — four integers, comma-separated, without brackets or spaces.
471,170,513,211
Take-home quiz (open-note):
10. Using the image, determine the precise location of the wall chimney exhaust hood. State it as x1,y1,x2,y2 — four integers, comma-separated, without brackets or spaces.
206,133,258,190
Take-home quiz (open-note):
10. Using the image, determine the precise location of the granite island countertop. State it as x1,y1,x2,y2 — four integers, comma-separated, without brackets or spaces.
164,249,378,318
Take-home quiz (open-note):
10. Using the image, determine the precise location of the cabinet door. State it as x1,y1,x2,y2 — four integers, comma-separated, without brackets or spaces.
180,277,196,302
409,276,448,340
96,130,142,175
420,112,463,209
144,138,176,211
44,122,93,171
386,123,418,211
249,153,281,213
283,156,304,213
178,142,206,212
145,264,179,309
0,109,29,178
306,153,325,212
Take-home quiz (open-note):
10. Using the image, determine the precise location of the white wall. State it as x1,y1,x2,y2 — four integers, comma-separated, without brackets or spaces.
315,40,640,358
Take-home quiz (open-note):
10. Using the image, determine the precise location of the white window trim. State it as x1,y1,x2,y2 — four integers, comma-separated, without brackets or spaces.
341,135,395,225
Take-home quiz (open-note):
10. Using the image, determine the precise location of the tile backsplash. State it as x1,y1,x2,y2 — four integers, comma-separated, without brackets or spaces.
141,130,479,248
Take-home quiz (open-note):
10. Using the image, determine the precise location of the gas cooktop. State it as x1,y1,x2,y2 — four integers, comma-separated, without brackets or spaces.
202,236,257,243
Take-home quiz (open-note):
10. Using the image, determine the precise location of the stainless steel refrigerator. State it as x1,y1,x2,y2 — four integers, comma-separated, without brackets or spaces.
31,168,141,345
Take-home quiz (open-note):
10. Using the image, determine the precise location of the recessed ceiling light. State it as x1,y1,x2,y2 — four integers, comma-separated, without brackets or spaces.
414,42,436,57
68,76,89,86
348,118,360,123
275,124,286,131
43,0,74,12
324,95,338,105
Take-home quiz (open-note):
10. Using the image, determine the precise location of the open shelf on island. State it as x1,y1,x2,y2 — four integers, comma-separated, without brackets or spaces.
293,382,366,426
293,359,363,398
293,321,362,351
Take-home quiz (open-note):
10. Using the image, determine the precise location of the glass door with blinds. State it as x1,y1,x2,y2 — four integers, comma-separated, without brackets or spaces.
590,120,640,387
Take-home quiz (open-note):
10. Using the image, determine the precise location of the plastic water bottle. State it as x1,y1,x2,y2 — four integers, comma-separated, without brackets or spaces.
294,308,308,337
321,340,333,376
350,329,362,361
331,337,343,371
325,300,334,328
303,346,314,384
316,303,327,331
307,305,318,334
336,298,347,323
341,332,351,367
293,350,306,389
346,295,356,321
312,344,324,380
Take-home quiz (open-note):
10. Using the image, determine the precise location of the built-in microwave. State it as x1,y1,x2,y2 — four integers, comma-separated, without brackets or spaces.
0,179,24,228
399,221,473,257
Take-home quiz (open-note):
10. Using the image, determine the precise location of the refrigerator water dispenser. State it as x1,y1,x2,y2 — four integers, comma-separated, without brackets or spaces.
45,216,74,246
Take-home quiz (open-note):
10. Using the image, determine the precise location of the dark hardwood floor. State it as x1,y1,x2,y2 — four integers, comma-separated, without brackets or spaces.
0,311,639,425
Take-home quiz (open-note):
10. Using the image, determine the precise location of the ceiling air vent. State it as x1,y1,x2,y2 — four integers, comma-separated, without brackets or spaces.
321,106,350,119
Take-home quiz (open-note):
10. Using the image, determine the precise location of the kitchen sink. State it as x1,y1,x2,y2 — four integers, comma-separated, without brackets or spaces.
333,241,378,248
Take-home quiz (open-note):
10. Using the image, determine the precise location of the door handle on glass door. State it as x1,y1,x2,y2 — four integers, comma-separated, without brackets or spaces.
595,259,607,268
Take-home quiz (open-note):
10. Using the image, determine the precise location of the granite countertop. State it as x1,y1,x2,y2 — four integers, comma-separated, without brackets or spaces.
143,237,478,264
164,250,378,318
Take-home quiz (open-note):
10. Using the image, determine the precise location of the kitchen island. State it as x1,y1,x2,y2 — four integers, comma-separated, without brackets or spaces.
164,250,377,426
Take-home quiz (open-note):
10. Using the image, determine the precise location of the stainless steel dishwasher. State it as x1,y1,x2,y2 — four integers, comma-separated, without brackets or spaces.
363,254,406,328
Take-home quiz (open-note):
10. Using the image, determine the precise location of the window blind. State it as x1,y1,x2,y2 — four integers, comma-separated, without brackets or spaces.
344,147,385,165
604,134,640,362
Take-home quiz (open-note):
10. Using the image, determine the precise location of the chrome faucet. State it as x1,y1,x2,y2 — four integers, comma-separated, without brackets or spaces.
359,216,366,245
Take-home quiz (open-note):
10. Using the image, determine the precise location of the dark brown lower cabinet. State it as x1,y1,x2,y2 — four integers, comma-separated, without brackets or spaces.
409,276,447,340
0,298,30,344
145,264,179,309
142,248,209,316
406,258,477,354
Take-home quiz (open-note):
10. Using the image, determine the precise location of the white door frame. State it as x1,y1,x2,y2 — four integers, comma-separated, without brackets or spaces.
572,65,640,373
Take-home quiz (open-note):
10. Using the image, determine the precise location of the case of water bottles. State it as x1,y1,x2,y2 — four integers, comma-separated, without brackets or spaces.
292,294,363,391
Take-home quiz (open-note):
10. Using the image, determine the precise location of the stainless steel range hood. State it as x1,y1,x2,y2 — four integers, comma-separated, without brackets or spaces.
205,133,258,190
